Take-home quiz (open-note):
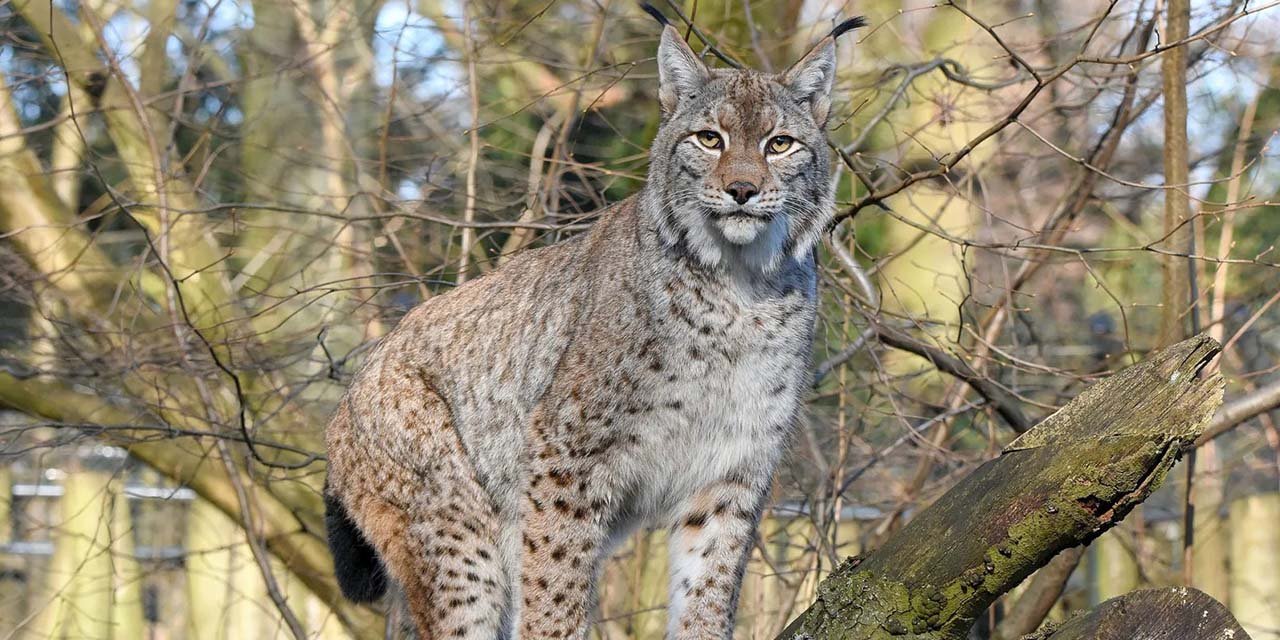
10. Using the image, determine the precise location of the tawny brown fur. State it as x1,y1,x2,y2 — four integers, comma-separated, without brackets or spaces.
325,19,852,640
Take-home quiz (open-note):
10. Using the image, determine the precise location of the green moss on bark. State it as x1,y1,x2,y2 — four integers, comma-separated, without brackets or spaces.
778,336,1226,640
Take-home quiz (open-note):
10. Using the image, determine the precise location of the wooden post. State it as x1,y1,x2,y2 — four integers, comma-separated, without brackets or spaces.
1229,493,1280,639
186,497,272,640
595,529,667,640
1190,450,1230,604
108,480,145,639
1091,530,1140,603
735,514,860,638
30,469,143,639
0,464,20,635
736,517,784,639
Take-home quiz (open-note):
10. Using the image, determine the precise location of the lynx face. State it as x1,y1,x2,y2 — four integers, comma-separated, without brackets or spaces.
646,27,840,271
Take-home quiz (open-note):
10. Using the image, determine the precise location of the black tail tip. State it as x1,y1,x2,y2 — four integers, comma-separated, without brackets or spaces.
325,493,388,603
830,15,868,40
639,2,670,27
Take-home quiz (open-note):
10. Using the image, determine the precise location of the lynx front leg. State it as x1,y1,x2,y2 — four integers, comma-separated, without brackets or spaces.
518,464,608,640
667,479,767,640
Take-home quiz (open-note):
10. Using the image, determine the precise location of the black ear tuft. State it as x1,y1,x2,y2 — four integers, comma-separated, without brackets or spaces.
640,2,670,27
829,15,868,40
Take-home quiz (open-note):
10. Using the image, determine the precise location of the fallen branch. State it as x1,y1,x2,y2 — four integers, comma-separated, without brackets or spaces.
777,334,1226,639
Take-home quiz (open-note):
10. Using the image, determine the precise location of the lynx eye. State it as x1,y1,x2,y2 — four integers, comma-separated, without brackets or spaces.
767,135,795,155
694,130,723,150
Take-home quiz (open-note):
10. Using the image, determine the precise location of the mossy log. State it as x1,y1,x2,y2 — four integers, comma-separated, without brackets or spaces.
778,334,1234,640
1027,587,1248,639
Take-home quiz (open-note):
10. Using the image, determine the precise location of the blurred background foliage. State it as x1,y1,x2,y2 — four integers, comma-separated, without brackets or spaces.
1,0,1279,638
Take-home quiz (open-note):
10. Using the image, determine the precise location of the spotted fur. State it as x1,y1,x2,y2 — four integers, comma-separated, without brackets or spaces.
325,19,856,640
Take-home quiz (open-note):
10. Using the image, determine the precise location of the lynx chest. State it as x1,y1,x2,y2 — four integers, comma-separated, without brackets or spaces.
622,274,816,518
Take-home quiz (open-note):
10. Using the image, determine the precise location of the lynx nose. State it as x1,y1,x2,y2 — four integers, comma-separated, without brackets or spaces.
724,181,759,205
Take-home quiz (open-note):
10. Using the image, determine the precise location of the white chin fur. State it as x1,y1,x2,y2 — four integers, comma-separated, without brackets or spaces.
715,216,770,245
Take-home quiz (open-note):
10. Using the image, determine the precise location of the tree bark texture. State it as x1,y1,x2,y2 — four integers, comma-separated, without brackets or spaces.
1026,587,1248,640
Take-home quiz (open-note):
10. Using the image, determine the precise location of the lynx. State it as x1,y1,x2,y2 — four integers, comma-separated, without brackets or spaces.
325,10,863,640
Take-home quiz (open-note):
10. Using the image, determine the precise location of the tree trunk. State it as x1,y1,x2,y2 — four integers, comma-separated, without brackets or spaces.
1159,0,1192,347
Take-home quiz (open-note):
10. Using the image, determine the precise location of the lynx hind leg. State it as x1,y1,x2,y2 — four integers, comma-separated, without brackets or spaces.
336,378,507,640
384,583,418,640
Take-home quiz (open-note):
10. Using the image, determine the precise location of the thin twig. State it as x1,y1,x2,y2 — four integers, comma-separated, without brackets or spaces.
459,4,481,284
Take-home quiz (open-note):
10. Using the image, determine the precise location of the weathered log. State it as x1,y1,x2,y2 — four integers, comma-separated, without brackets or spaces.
778,334,1228,640
1025,587,1248,639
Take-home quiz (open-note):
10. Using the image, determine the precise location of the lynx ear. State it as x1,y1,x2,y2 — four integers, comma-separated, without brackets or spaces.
782,39,837,124
657,25,709,114
783,17,864,125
